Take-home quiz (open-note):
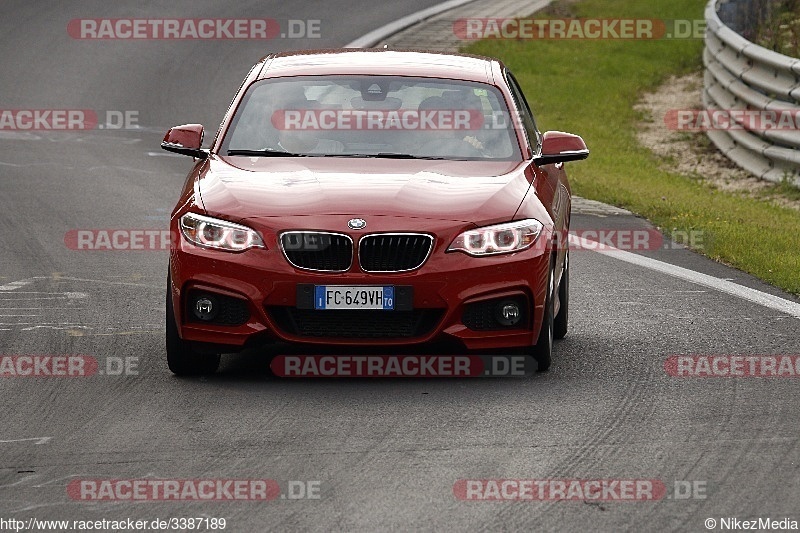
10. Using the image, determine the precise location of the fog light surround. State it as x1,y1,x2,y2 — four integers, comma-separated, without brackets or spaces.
462,295,528,331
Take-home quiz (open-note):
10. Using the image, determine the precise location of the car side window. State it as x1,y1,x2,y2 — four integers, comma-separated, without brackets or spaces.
505,72,542,155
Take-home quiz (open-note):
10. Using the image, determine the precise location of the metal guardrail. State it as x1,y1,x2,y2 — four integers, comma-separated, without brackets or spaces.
703,0,800,185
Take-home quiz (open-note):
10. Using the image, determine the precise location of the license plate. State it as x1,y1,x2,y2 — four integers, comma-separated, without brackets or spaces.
314,285,394,310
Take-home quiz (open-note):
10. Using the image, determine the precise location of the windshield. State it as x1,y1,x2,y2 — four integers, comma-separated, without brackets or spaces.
220,75,522,161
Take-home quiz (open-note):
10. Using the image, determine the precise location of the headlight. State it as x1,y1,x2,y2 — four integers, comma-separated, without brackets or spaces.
180,213,265,252
447,219,543,256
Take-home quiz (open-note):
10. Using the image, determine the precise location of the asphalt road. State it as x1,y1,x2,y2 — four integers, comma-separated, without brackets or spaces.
1,1,799,531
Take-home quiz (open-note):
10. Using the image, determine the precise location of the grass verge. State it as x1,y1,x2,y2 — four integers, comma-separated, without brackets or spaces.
465,0,800,295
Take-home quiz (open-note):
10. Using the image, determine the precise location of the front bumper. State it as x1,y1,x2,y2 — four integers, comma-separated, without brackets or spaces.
169,217,552,353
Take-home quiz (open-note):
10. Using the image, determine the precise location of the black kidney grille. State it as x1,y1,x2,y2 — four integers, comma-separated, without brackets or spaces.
359,233,433,272
267,307,443,339
280,232,352,272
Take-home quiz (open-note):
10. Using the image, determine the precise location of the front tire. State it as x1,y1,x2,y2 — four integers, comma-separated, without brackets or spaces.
553,251,569,340
166,276,220,376
531,258,554,372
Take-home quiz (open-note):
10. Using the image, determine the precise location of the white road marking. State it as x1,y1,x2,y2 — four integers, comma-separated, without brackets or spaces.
40,276,157,288
0,281,91,327
75,330,159,336
20,325,91,331
0,280,34,291
64,292,88,299
0,291,85,295
0,308,74,310
0,437,51,445
569,234,800,319
146,151,184,158
0,297,79,301
0,276,155,288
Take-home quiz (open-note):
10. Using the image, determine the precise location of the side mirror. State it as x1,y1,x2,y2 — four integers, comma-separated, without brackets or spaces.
161,124,208,159
534,131,589,166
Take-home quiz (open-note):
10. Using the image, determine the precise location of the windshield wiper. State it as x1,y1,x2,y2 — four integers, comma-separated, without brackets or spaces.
374,153,449,160
316,152,450,160
226,148,309,157
227,149,451,160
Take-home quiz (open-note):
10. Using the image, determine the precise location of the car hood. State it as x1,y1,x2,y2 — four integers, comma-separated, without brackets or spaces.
197,155,533,224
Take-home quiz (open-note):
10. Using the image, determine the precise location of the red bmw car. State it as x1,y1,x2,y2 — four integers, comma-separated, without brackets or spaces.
162,49,588,375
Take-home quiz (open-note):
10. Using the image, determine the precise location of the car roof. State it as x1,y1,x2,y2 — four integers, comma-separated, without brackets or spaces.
257,49,501,84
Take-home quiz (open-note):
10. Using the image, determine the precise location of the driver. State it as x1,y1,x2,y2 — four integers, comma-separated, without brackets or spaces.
271,92,344,155
416,91,485,158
